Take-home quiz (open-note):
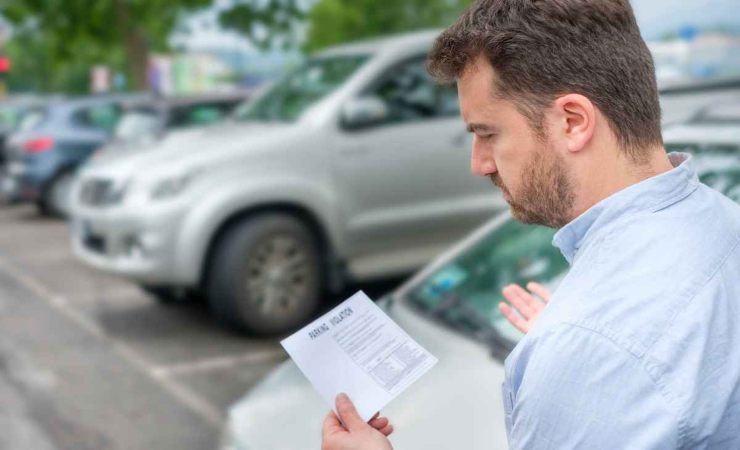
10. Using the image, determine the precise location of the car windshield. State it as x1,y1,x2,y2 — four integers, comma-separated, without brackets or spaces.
16,108,45,132
234,54,370,123
403,218,568,349
664,144,740,201
170,103,234,127
114,109,164,140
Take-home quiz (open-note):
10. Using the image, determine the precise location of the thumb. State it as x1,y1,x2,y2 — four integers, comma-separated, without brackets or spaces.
335,393,365,431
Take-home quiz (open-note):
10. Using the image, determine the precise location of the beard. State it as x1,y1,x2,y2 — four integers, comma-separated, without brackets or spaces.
491,146,575,229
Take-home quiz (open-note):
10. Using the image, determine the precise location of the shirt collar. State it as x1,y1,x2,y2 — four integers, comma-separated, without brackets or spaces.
553,152,699,264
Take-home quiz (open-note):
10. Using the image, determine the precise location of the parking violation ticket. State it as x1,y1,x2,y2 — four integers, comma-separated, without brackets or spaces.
280,291,438,422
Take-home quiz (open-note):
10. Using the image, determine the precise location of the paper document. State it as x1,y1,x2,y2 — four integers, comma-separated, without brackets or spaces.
281,291,438,422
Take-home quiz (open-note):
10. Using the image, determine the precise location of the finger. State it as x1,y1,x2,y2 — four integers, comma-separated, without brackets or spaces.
502,284,536,318
498,302,529,334
508,284,538,312
322,411,345,437
526,281,552,303
370,412,380,422
378,424,394,436
369,417,389,430
335,393,365,431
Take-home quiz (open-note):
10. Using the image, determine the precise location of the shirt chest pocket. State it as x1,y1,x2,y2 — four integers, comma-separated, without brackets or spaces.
501,380,515,440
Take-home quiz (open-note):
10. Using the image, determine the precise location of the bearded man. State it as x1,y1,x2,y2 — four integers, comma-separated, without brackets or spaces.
321,1,740,449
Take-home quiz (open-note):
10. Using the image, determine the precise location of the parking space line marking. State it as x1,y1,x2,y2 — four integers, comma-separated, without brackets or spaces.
151,349,286,378
0,255,225,429
66,287,142,303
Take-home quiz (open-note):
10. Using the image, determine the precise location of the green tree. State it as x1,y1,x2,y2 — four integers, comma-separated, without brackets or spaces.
1,0,213,92
218,0,307,50
217,0,473,53
303,0,473,51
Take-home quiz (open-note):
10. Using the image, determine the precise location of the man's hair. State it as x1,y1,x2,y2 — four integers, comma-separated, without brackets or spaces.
428,0,662,160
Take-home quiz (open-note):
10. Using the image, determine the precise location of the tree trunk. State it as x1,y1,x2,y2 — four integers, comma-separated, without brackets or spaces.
114,0,149,91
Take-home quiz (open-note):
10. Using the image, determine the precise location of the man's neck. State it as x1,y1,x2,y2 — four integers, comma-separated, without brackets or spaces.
570,145,673,220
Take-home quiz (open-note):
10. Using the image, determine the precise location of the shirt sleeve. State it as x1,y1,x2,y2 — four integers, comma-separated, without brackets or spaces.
508,324,681,450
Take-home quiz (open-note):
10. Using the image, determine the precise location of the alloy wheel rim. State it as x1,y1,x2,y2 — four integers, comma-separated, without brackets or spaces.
244,234,311,319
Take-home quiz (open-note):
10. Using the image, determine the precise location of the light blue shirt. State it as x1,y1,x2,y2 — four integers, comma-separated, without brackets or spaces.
503,153,740,449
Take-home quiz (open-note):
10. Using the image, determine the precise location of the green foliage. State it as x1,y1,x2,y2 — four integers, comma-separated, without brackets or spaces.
1,0,474,93
218,0,307,50
217,0,473,52
4,27,127,94
1,0,213,92
303,0,473,51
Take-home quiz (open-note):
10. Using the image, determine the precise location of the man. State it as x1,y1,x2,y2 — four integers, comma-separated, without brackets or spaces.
321,0,740,449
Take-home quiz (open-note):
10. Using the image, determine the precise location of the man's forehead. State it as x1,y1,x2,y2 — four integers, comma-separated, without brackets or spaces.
459,78,503,125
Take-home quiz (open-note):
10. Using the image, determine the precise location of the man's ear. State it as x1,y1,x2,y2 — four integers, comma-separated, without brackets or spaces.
552,94,595,154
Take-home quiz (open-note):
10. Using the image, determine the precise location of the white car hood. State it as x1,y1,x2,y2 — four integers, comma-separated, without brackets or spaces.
81,121,298,179
226,299,509,450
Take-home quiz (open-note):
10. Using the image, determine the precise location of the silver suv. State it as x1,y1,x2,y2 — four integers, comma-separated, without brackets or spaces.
69,31,500,334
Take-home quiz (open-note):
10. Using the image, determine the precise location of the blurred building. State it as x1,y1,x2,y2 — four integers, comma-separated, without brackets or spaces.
147,48,299,96
650,31,740,86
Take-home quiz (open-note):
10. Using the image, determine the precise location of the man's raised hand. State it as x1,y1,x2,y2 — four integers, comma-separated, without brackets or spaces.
498,282,551,334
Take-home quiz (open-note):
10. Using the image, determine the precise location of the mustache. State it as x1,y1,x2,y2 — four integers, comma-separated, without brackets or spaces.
489,174,509,193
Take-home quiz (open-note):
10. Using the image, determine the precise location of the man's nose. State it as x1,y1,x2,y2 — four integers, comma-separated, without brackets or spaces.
470,136,497,176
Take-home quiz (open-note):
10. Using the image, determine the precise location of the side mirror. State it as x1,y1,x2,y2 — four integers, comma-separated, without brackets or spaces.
341,96,390,130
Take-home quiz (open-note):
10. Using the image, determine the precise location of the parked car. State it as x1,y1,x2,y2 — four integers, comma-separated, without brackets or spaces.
93,91,251,159
0,95,57,202
658,78,740,127
69,30,500,334
664,100,740,200
220,110,740,450
0,95,48,154
2,93,149,216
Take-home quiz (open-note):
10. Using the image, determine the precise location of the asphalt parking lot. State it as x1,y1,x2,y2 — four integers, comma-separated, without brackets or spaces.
0,204,403,450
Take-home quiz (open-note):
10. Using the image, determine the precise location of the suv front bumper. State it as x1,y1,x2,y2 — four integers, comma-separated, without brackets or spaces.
71,203,193,286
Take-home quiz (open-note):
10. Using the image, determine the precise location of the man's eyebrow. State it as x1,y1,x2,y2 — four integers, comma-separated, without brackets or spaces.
466,123,496,133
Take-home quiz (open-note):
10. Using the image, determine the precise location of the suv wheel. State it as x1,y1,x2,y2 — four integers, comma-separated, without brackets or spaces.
207,214,322,335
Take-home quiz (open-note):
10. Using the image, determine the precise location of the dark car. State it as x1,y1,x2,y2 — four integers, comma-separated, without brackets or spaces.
98,91,250,154
2,93,148,216
0,96,53,175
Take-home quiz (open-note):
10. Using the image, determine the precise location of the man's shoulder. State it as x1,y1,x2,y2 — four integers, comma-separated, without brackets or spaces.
506,321,647,392
571,184,740,327
616,187,739,250
614,182,740,251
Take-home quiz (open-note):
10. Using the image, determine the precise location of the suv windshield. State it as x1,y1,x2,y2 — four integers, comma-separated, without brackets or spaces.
114,109,164,140
234,54,370,122
404,218,568,348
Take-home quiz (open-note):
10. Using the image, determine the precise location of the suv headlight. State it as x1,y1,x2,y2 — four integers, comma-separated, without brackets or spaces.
77,177,129,207
149,169,200,201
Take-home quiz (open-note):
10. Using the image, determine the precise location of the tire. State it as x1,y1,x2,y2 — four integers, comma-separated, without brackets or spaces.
207,214,322,335
39,170,75,218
